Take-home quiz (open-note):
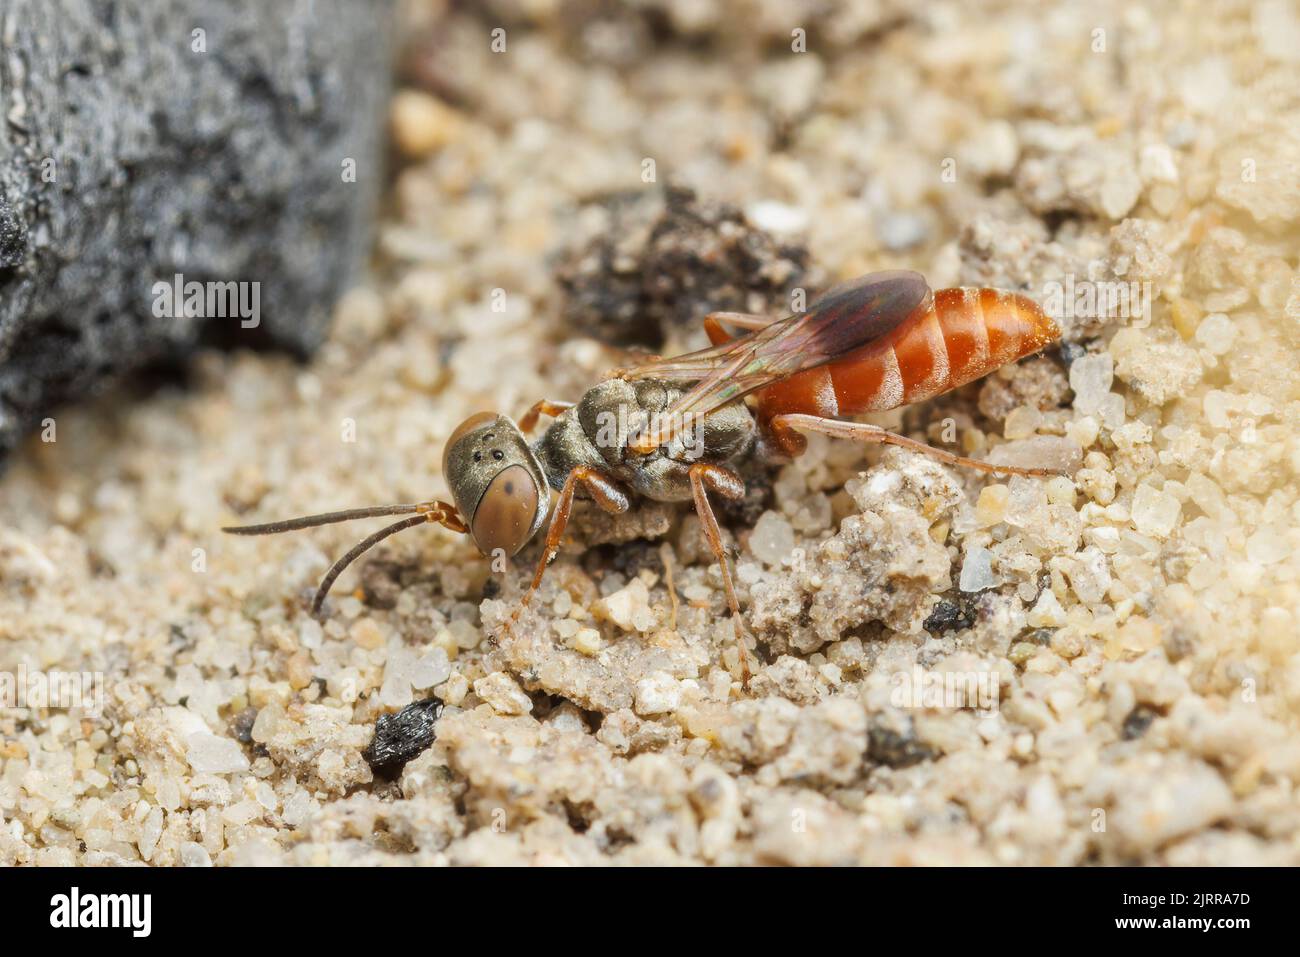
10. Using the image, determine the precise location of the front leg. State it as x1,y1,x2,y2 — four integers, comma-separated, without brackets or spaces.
518,399,574,433
504,466,629,634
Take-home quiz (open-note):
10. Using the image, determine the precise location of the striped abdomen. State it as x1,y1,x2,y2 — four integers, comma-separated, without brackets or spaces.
754,287,1060,423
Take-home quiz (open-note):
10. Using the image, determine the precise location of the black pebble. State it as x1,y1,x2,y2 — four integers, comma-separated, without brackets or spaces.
1057,341,1087,368
866,714,936,769
924,599,974,634
363,697,444,779
229,707,259,744
1121,705,1158,741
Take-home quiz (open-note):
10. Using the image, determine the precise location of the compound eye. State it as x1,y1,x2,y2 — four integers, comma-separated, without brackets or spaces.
470,465,541,557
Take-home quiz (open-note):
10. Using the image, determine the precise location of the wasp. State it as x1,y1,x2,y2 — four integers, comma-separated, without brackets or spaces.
225,270,1063,682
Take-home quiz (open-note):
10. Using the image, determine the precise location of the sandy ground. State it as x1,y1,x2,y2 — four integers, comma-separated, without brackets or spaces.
3,0,1300,865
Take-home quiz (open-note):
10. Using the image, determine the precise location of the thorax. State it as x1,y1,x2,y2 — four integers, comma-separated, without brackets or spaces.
532,378,756,502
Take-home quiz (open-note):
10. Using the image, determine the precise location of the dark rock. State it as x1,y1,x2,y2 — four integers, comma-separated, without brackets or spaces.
866,711,935,769
0,0,395,461
1121,704,1158,741
924,598,975,634
556,184,811,348
1057,340,1088,368
229,707,259,745
364,697,443,779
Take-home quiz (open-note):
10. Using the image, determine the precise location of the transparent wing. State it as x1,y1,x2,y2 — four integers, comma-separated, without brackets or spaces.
620,270,932,452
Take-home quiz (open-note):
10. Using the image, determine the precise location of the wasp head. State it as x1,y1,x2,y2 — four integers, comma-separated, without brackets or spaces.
442,413,549,558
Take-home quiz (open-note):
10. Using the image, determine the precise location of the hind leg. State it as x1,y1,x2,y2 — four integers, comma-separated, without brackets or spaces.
769,413,1067,478
702,311,777,345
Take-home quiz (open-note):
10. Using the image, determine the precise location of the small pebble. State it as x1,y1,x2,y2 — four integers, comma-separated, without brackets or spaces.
473,672,533,716
959,547,996,592
185,733,250,775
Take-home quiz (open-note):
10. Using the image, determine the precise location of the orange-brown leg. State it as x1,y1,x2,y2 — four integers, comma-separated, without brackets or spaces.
769,413,1067,478
505,466,629,633
518,399,574,433
702,311,775,345
688,462,753,685
421,500,470,534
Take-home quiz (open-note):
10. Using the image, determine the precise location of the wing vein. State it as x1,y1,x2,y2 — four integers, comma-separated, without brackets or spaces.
623,271,932,452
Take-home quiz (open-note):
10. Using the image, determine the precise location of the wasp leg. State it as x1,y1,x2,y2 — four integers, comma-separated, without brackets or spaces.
518,399,575,433
702,311,777,345
505,466,629,634
688,462,754,686
769,413,1068,478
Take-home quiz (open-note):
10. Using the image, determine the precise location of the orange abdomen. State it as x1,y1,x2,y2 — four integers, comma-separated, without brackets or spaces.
754,287,1059,422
